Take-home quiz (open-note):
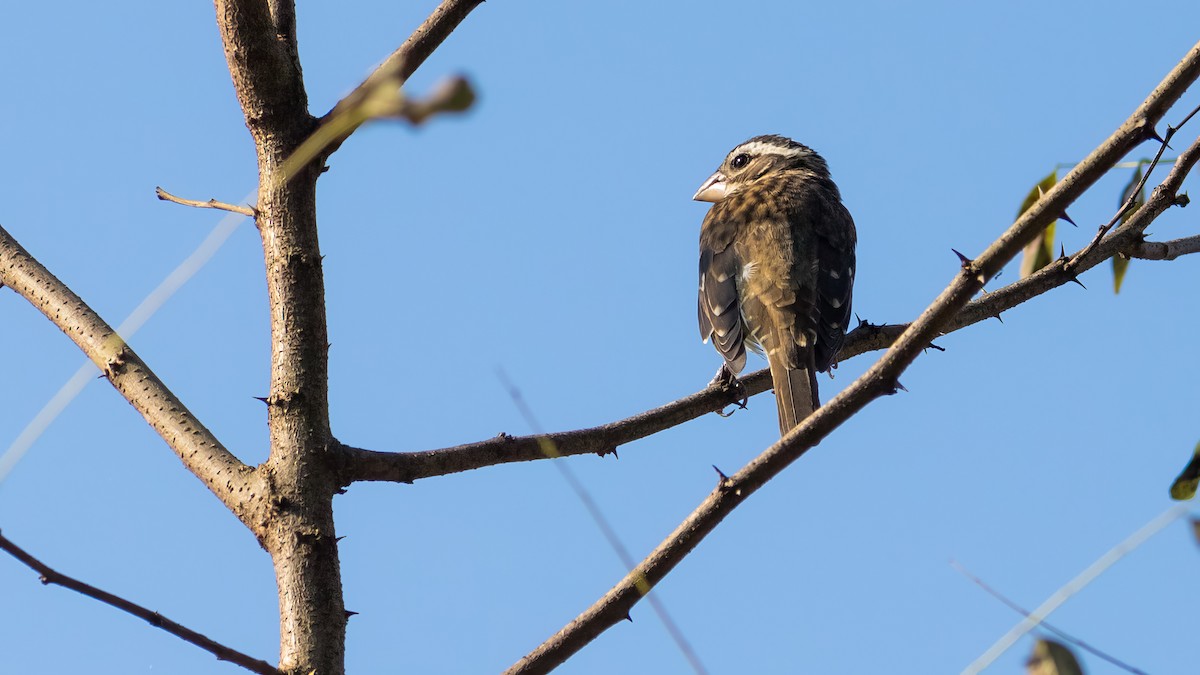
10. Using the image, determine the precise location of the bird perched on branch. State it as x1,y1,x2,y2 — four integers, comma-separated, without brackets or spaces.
695,135,857,435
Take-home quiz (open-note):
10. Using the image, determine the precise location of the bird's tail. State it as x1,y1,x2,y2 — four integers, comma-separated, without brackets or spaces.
768,352,819,436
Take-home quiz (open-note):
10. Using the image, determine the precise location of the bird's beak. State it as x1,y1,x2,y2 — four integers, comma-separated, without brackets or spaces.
692,171,728,202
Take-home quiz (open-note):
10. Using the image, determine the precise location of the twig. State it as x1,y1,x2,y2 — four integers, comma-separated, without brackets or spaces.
0,529,281,675
500,40,1200,675
961,505,1188,674
156,187,256,218
951,561,1148,675
1129,232,1200,260
1068,101,1200,269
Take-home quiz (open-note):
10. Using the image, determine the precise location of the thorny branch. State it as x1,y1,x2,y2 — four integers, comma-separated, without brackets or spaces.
0,224,265,525
0,530,280,675
501,40,1200,675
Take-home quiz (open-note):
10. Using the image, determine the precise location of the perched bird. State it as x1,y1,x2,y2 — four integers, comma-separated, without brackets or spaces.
695,135,856,435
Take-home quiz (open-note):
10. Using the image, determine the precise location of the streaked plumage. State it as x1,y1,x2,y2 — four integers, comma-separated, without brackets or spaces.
695,135,856,435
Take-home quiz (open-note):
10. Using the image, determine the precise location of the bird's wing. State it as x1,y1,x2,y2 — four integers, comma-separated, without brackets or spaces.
699,224,747,374
811,200,857,372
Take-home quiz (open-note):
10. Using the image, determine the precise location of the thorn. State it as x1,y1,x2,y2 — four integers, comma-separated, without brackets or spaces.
926,342,946,352
1060,211,1077,227
1068,275,1087,289
993,312,1004,324
1058,243,1067,260
951,248,972,268
713,465,732,490
336,535,346,542
345,610,359,619
253,396,269,405
611,448,619,460
1146,126,1167,146
624,612,633,623
893,380,908,394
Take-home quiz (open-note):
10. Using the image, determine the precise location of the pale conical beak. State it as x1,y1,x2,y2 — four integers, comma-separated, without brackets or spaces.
692,172,728,202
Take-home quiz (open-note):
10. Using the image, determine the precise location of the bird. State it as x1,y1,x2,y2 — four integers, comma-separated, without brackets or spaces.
694,135,857,435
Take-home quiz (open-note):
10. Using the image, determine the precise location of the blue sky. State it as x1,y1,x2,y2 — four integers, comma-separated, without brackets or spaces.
2,1,1199,673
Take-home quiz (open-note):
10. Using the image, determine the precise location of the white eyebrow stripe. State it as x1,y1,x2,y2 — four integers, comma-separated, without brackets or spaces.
731,141,807,159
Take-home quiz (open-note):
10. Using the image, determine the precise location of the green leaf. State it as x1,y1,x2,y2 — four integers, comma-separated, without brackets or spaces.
1113,162,1147,293
1019,171,1059,278
1169,440,1200,500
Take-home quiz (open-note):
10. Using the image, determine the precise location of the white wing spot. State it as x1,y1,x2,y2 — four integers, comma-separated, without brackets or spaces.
830,298,842,309
741,261,758,281
829,270,840,279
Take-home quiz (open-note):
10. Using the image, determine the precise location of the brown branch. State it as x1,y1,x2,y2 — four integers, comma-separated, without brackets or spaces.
214,0,310,139
214,0,345,672
316,0,484,157
0,224,265,523
0,529,280,675
1129,232,1200,260
1069,101,1200,269
156,186,257,218
502,39,1200,675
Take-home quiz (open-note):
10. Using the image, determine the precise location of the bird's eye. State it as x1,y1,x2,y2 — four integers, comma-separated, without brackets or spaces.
731,153,750,169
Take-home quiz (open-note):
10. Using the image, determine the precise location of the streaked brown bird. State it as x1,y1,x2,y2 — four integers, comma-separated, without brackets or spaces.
695,135,856,435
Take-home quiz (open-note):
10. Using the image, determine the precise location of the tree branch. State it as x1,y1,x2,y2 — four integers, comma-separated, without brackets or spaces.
1129,232,1200,260
315,0,484,158
214,0,310,137
214,0,345,672
156,186,257,218
502,39,1200,675
0,530,280,675
0,224,265,523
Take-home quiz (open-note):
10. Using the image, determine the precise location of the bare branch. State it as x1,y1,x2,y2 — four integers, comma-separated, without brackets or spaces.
0,530,281,675
502,39,1200,675
213,1,347,671
214,0,311,140
316,0,484,158
156,186,257,218
1129,232,1200,260
1069,100,1200,268
0,225,265,523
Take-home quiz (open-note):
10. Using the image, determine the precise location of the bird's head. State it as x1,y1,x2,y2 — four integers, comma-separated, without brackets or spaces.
692,134,829,203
